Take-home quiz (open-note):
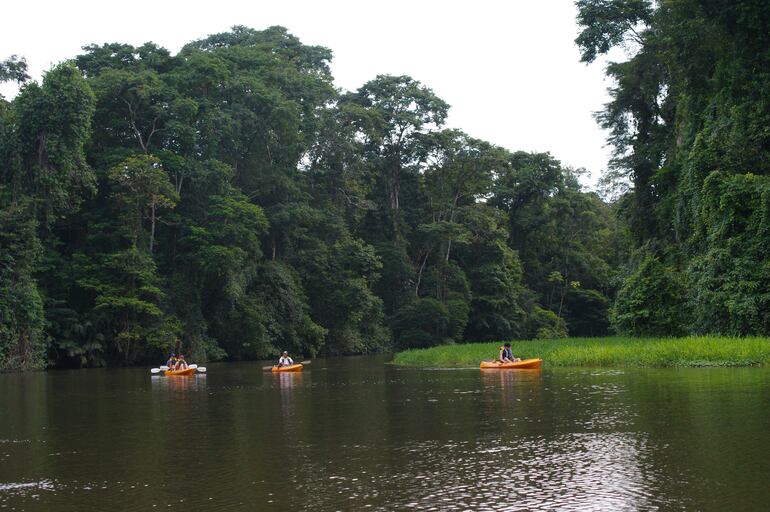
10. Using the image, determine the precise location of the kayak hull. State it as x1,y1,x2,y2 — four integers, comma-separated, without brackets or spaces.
480,358,542,370
272,363,303,373
164,368,197,376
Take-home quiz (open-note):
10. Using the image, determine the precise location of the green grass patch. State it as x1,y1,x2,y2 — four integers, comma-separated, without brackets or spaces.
391,336,770,368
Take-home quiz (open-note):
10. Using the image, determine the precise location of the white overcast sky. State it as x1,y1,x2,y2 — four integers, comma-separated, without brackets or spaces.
1,0,617,187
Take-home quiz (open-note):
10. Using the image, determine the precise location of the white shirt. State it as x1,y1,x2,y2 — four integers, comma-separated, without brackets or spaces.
279,356,293,366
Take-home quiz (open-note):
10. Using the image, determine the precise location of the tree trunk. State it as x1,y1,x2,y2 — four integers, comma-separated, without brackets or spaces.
149,202,156,256
558,266,568,318
445,193,460,261
388,163,401,241
415,248,431,297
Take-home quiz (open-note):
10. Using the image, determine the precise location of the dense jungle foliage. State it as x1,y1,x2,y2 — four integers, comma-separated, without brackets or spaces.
0,27,624,369
576,0,770,337
3,0,769,370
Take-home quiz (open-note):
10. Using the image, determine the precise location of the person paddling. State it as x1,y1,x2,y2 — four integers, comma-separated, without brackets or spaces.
175,354,189,370
165,353,177,368
499,343,521,363
277,351,293,367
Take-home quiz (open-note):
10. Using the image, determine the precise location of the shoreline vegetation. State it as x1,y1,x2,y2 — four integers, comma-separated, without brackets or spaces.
4,2,770,372
392,337,770,368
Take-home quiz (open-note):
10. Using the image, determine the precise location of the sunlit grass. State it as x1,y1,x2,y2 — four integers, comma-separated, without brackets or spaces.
391,336,770,368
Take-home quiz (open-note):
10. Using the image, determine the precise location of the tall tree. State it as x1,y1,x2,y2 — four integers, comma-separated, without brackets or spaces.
1,62,95,370
344,75,449,241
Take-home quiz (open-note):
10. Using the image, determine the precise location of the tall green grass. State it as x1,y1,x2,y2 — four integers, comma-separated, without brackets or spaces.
392,336,770,368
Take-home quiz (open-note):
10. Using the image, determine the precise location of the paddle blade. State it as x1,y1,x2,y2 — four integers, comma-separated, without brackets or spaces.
188,364,198,369
300,360,311,365
150,368,161,374
262,365,275,371
196,367,206,373
160,365,169,371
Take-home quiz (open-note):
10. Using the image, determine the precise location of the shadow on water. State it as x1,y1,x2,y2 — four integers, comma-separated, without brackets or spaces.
1,359,769,511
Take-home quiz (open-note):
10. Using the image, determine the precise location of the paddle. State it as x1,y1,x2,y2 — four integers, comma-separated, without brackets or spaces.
262,360,311,370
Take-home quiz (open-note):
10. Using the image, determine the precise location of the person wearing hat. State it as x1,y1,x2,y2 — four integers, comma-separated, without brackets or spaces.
277,351,293,367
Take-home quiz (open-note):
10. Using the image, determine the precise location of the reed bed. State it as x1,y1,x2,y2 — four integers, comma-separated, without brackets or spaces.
392,336,770,368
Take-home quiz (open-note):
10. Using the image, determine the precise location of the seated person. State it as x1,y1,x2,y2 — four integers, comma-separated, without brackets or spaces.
165,353,177,368
277,351,293,367
499,343,521,363
175,354,189,370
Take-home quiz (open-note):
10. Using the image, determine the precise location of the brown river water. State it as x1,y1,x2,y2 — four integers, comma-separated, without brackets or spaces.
1,356,769,511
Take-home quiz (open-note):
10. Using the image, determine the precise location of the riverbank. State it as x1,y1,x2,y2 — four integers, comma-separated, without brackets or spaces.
392,336,770,368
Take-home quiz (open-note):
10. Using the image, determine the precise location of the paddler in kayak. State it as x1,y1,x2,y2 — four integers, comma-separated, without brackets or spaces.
165,353,177,368
277,351,294,367
174,354,189,371
499,343,521,363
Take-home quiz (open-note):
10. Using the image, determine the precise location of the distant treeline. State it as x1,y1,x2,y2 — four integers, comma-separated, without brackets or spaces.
0,26,624,369
2,0,768,370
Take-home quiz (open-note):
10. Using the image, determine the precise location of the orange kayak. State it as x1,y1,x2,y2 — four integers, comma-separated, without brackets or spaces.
480,358,542,369
271,363,303,373
164,367,197,376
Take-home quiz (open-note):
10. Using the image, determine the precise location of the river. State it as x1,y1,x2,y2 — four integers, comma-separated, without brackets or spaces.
1,356,769,511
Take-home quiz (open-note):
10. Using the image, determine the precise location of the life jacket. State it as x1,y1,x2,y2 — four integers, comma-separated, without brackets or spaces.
501,347,513,360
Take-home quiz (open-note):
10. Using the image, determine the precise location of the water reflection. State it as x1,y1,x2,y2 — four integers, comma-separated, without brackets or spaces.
287,431,658,511
273,372,304,426
480,369,542,413
0,479,56,507
480,369,542,389
275,371,303,391
150,373,207,392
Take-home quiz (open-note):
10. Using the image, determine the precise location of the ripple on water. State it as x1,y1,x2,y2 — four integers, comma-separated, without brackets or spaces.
277,432,677,511
0,480,55,493
0,479,57,506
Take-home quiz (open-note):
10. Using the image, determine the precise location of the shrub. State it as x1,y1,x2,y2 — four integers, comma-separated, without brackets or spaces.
610,255,690,336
